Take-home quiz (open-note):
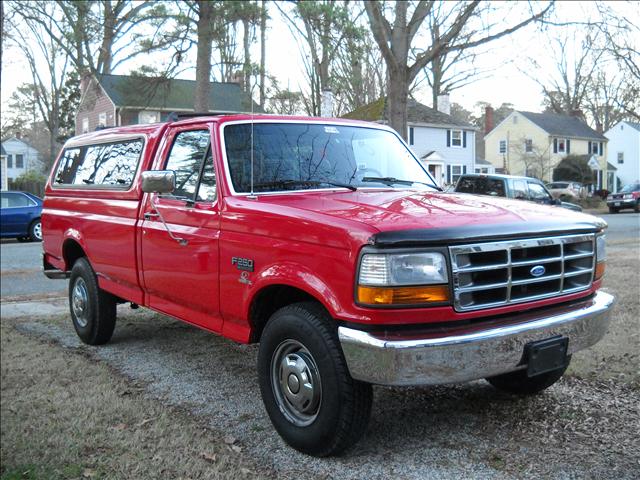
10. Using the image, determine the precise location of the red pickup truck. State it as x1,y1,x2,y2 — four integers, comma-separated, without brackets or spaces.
42,115,614,456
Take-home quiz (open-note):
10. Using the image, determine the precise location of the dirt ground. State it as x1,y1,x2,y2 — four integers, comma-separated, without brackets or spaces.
1,241,638,479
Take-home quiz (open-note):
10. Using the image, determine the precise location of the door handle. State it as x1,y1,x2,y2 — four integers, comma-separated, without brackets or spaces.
144,211,160,220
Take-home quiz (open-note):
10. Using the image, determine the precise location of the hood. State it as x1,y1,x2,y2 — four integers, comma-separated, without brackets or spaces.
259,189,605,245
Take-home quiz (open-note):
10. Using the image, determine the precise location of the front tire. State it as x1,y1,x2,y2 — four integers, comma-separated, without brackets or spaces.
258,302,372,456
486,358,570,395
69,257,117,345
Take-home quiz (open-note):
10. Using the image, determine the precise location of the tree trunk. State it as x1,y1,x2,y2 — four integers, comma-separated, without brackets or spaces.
194,0,213,112
387,66,409,140
243,17,251,93
259,0,266,109
98,1,115,74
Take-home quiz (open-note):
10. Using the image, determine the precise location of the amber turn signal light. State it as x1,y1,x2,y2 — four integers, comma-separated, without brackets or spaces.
357,285,450,305
594,261,606,281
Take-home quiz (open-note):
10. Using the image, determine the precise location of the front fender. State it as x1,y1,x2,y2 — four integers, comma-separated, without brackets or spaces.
248,261,343,319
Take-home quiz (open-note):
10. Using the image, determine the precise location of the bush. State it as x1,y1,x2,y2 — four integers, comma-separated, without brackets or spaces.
10,170,47,197
553,155,594,185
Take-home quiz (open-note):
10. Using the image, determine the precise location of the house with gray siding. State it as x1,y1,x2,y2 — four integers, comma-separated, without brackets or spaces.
344,97,477,187
0,137,44,183
76,74,260,135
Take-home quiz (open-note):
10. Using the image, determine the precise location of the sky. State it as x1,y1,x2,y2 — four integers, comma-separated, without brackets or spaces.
1,1,638,119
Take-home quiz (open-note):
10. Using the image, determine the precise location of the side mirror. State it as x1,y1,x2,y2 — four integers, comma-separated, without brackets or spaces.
554,198,561,205
141,170,175,194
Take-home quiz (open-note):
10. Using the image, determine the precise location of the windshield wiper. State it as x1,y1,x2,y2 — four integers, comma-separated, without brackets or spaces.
361,176,441,191
252,179,357,191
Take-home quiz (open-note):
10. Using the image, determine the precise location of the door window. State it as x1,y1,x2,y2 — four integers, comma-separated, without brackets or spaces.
164,130,216,202
527,181,550,201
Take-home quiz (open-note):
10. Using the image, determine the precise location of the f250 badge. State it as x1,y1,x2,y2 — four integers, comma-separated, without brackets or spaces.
232,257,254,272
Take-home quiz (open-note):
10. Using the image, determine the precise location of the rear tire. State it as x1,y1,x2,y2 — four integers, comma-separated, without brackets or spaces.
608,206,618,214
486,357,570,395
634,201,639,213
258,302,372,456
28,219,42,242
69,257,117,345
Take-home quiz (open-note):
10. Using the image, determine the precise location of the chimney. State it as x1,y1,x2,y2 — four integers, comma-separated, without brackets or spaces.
437,94,450,115
321,88,334,117
485,106,494,135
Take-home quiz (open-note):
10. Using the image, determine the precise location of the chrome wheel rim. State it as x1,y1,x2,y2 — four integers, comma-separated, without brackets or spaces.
33,222,42,241
271,339,322,426
71,278,89,328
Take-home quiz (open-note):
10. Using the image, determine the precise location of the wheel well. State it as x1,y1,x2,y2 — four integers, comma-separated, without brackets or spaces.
249,285,322,343
63,240,86,270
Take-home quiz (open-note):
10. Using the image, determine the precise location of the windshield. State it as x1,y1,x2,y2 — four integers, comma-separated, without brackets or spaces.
223,123,437,193
620,183,640,193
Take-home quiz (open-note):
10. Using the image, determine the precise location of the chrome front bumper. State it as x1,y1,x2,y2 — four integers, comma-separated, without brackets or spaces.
339,291,615,386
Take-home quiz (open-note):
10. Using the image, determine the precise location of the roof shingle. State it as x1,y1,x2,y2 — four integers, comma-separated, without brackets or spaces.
343,98,474,128
98,74,260,112
519,111,606,140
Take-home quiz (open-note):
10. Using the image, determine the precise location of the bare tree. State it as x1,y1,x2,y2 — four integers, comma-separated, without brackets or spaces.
509,135,551,181
364,1,552,139
5,3,71,166
13,1,175,76
419,3,495,109
277,0,359,116
533,34,603,118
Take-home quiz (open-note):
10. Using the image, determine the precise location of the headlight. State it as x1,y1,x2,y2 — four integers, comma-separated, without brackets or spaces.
359,252,448,285
357,252,450,306
595,234,606,280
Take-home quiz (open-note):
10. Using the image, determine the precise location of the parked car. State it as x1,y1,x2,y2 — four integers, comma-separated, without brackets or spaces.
0,191,43,241
546,181,585,200
455,174,583,212
606,183,640,213
42,116,613,456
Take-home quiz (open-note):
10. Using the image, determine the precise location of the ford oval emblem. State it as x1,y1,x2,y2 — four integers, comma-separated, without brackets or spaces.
530,265,546,277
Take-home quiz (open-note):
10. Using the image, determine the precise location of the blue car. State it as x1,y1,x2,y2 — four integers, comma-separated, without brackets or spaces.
0,191,43,242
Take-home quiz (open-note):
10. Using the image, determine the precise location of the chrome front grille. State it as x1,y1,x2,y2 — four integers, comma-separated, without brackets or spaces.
449,234,595,312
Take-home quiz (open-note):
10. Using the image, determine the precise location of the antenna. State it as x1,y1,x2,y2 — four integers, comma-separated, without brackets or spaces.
247,83,258,200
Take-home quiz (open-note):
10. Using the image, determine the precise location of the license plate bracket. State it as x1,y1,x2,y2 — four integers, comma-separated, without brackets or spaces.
525,336,569,377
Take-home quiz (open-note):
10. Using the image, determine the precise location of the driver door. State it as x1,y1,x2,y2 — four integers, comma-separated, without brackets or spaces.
140,126,222,332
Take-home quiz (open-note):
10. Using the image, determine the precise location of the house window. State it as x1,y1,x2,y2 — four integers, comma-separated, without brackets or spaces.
6,154,12,168
139,110,160,124
409,127,414,145
82,117,89,133
617,152,624,164
98,112,107,127
557,138,566,153
525,139,533,153
589,141,599,155
16,154,24,169
451,130,462,147
451,164,464,183
499,140,507,154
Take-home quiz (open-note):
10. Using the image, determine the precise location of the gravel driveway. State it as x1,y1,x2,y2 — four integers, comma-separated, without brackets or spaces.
3,241,638,479
10,298,638,480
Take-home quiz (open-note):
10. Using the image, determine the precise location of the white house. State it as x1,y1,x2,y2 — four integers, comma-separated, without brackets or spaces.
344,96,478,187
0,137,45,182
605,121,640,190
0,144,7,190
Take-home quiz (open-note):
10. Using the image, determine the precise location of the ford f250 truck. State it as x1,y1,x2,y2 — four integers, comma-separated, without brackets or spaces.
42,115,614,456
